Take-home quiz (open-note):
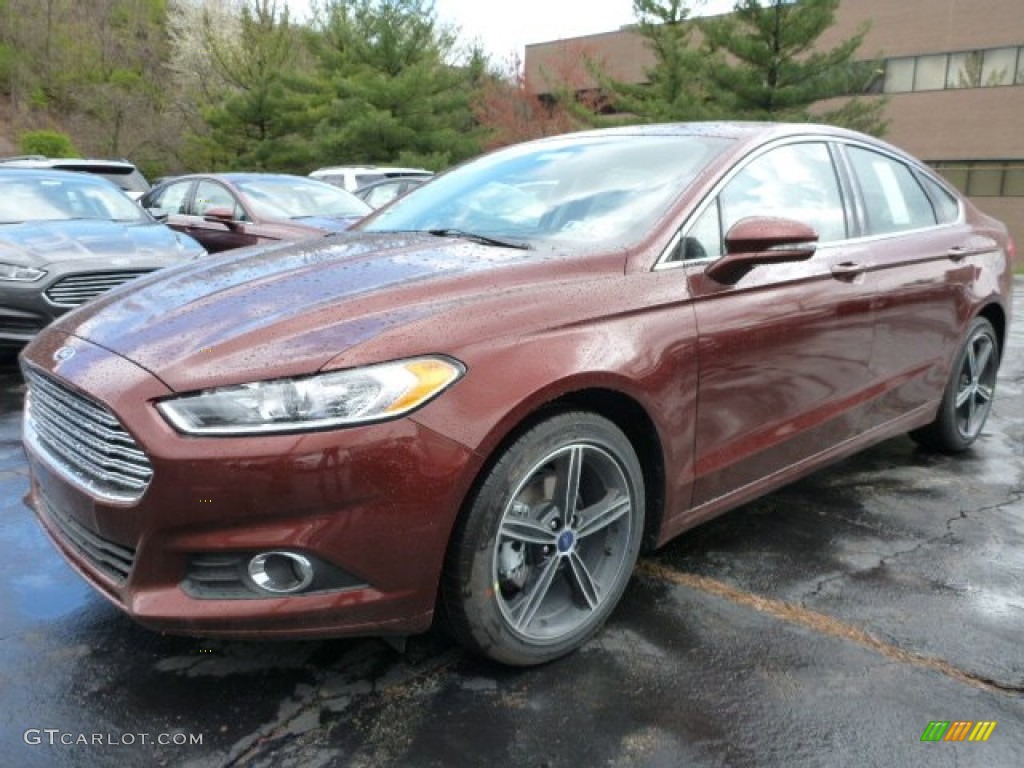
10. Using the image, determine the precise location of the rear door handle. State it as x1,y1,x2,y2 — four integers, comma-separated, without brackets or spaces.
948,241,996,261
947,246,968,261
831,261,867,279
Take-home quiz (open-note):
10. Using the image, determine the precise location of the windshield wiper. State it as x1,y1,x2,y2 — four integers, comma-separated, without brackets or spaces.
427,228,532,250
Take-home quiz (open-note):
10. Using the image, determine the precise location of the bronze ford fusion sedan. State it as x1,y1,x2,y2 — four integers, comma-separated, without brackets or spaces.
21,123,1013,665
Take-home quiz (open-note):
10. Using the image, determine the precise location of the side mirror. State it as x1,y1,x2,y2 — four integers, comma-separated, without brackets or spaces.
203,206,241,230
706,216,818,284
145,206,169,222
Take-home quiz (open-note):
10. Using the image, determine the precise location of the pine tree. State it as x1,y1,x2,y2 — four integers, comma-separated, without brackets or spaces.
192,0,311,171
305,0,481,171
593,0,710,123
700,0,887,135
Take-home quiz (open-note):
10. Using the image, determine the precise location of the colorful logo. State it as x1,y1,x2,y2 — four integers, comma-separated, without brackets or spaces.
921,721,996,742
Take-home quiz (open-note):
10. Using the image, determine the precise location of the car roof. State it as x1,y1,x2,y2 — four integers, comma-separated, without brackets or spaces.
520,121,922,170
0,156,138,170
310,166,432,175
166,172,326,183
0,167,122,185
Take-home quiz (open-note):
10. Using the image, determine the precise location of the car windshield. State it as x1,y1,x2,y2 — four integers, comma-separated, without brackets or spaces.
0,176,148,224
235,177,372,220
93,168,151,194
362,134,732,249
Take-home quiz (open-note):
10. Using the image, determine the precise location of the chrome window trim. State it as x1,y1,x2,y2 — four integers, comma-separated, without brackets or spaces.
654,135,967,272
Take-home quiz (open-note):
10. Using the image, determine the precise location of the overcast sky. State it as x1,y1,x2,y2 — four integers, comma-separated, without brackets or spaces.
285,0,739,62
437,0,739,61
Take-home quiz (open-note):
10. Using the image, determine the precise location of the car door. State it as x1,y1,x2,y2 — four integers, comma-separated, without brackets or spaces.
678,140,877,507
838,143,987,430
185,180,260,253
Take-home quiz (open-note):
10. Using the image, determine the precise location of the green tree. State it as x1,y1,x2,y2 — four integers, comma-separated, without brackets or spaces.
18,128,78,156
597,0,710,123
188,0,311,170
306,0,481,170
700,0,887,134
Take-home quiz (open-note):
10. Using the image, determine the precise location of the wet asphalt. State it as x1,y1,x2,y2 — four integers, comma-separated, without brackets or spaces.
1,279,1022,768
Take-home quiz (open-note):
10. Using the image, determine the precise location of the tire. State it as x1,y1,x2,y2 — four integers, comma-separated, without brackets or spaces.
442,412,645,666
911,317,1000,453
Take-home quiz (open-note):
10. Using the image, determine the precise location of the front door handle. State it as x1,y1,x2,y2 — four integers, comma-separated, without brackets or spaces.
831,261,867,279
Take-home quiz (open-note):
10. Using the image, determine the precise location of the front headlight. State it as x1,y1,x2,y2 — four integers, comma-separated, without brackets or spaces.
0,263,46,282
156,356,465,435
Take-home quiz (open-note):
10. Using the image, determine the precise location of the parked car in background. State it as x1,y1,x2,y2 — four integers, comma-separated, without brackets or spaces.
355,175,429,209
0,169,204,348
310,165,433,193
0,156,151,199
21,123,1013,666
140,173,371,253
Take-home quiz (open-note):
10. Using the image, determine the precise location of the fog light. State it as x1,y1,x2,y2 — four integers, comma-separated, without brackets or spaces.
247,552,314,594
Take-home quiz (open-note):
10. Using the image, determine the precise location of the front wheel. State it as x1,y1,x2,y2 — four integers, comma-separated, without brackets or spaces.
443,412,645,666
911,317,1000,453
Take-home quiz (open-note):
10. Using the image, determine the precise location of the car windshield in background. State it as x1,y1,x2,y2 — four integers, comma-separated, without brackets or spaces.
91,168,151,195
235,177,371,220
0,176,147,224
43,164,150,195
363,135,732,249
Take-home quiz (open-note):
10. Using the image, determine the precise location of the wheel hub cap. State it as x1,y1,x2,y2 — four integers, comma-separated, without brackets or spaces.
557,529,576,554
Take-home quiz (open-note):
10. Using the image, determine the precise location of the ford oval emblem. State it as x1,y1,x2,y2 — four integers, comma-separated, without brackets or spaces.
53,346,76,363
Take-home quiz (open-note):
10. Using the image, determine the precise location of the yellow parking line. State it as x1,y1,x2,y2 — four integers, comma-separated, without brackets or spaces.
638,560,1009,695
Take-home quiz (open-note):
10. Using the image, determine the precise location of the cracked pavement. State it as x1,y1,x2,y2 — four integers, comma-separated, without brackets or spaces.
1,277,1022,767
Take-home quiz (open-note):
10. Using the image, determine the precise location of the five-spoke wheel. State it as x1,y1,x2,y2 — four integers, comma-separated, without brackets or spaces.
911,317,1000,452
443,412,644,665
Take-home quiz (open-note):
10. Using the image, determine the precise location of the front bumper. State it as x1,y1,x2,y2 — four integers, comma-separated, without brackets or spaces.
21,332,480,638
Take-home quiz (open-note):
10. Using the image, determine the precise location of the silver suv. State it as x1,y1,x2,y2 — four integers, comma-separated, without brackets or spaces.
0,156,151,200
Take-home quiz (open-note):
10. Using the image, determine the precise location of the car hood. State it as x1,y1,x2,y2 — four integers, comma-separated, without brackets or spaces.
0,220,195,266
55,232,597,392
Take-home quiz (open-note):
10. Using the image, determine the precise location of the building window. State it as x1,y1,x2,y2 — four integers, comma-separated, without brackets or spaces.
930,161,1024,197
884,45,1024,93
947,51,982,88
967,167,1003,197
885,58,916,93
982,48,1018,86
914,54,948,90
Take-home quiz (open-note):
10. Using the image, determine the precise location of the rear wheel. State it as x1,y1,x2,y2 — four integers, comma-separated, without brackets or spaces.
911,317,999,452
443,412,644,666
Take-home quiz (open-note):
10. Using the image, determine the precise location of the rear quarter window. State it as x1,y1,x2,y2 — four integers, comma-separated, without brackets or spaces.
847,146,937,235
918,173,961,224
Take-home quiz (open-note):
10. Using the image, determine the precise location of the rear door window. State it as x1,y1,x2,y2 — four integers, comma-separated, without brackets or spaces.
847,147,937,235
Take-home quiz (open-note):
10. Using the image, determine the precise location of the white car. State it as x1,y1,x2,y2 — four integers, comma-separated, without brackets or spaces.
0,156,151,200
309,165,433,193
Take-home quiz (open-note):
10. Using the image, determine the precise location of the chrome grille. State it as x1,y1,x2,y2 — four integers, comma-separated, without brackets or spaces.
44,270,153,307
42,493,136,585
23,367,153,503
